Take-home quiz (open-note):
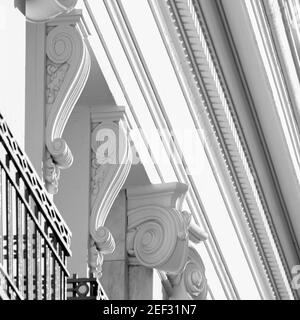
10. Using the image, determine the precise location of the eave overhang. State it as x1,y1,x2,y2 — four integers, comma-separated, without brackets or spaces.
73,0,300,299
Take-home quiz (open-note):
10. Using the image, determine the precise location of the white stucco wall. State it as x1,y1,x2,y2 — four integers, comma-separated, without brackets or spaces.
55,104,91,276
0,3,25,147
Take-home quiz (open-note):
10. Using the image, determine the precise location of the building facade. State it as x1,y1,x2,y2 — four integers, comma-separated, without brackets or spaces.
1,0,300,300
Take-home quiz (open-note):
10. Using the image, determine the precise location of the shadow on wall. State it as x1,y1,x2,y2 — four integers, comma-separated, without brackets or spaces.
14,0,25,15
77,43,116,107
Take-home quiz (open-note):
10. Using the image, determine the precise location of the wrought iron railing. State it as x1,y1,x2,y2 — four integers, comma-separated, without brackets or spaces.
0,112,72,300
67,273,108,300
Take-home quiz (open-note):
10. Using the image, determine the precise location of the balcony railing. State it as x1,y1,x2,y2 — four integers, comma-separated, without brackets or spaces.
67,273,108,300
0,112,72,300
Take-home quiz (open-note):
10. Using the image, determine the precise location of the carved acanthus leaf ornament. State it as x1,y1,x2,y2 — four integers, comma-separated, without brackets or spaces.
88,108,132,299
44,16,90,194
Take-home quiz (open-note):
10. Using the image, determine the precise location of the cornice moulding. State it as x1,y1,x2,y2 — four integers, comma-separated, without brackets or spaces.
155,0,295,299
262,0,300,182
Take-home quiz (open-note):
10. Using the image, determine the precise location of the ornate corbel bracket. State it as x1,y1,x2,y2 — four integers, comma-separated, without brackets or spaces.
44,12,91,194
126,183,208,300
127,205,190,273
166,247,208,300
88,107,132,291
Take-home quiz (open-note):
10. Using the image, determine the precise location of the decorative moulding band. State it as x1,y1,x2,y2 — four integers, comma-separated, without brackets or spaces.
163,0,294,299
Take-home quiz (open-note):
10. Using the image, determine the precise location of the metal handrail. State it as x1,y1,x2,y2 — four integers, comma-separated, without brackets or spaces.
0,112,72,300
67,273,108,300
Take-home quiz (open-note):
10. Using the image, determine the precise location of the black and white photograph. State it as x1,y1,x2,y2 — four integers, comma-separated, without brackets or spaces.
1,0,300,311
